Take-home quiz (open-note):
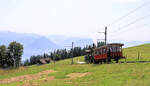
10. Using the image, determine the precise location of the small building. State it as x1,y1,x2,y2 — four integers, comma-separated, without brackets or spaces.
38,58,51,65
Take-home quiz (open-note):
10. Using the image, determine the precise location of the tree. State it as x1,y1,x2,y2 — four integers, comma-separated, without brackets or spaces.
26,44,94,66
23,59,30,66
97,42,105,47
0,45,7,68
7,41,24,68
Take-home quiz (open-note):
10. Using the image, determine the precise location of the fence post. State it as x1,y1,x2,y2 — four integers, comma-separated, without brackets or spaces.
125,55,127,63
138,52,140,62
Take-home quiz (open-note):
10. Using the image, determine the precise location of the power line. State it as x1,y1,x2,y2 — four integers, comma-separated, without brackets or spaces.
109,22,150,37
121,14,150,28
120,22,150,33
109,0,150,26
101,0,150,41
111,14,150,35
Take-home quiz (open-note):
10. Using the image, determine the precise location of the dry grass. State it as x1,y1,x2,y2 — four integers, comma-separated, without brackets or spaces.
66,72,91,80
0,70,56,84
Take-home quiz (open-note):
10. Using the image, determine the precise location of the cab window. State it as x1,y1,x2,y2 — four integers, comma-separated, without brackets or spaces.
111,46,121,52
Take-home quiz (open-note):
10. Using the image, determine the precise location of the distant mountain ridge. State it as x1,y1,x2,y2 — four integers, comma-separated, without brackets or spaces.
0,31,59,61
0,31,93,61
46,35,93,48
0,31,149,61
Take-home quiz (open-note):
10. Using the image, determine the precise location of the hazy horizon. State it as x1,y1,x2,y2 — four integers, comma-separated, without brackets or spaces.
0,0,150,43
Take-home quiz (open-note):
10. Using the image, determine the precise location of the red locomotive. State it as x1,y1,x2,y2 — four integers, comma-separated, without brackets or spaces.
85,43,125,64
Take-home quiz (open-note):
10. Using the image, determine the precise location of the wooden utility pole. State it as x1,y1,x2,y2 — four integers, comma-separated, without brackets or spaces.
105,26,107,45
72,42,74,64
98,26,107,45
64,42,74,64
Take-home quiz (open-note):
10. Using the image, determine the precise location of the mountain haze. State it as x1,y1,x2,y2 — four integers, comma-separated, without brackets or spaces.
0,31,59,61
0,31,93,61
0,31,149,61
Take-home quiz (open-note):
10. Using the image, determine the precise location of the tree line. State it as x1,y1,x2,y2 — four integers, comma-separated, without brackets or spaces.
0,40,105,68
0,41,23,68
24,42,105,66
23,46,89,66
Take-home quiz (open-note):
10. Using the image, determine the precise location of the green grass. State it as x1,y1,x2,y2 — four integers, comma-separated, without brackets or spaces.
123,43,150,61
0,43,150,86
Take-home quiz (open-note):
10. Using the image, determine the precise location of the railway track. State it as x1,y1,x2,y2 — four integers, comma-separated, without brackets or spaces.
119,61,150,64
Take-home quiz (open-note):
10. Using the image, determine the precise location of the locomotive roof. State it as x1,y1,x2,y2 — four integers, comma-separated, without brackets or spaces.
107,43,124,46
95,43,124,50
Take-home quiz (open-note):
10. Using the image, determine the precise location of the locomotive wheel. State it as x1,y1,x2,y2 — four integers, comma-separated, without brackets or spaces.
99,60,102,64
94,59,99,64
84,56,89,64
107,58,111,64
90,58,93,64
115,58,119,63
103,59,106,64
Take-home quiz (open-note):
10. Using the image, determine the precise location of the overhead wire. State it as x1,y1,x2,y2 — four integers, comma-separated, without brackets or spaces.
98,0,150,42
109,0,150,26
120,22,150,33
108,0,150,37
109,22,150,37
111,14,150,34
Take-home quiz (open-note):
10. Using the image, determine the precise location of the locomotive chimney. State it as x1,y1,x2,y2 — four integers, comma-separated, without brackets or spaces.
93,43,96,49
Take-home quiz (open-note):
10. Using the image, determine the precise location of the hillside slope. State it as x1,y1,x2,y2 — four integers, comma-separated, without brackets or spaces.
1,56,150,86
1,44,150,86
123,43,150,59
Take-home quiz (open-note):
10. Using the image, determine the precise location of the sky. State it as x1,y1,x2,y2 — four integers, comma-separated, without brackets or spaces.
0,0,150,43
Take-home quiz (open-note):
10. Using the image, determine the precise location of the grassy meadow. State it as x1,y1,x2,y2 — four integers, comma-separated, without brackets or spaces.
0,43,150,86
123,43,150,61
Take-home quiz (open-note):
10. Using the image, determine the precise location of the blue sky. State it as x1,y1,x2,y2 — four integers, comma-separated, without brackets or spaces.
0,0,150,43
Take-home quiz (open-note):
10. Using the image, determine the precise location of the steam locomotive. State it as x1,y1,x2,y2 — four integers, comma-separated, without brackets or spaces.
85,43,125,64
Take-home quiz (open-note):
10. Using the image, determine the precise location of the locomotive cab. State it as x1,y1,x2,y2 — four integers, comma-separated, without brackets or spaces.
84,43,125,64
108,43,124,57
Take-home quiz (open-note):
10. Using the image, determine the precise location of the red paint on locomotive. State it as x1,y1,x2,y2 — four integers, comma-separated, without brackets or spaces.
93,43,125,60
84,43,125,64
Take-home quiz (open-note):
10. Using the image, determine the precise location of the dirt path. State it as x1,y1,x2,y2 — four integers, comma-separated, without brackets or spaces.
0,70,56,84
0,70,92,86
67,72,91,80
